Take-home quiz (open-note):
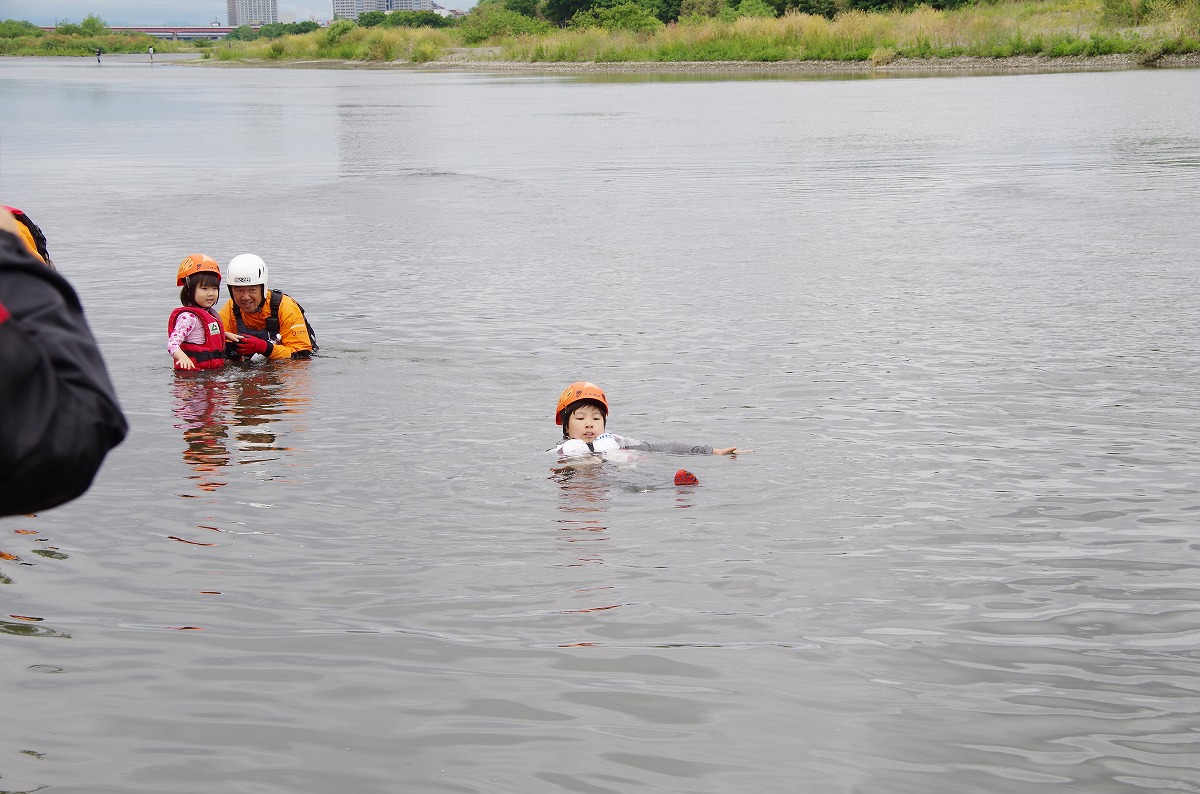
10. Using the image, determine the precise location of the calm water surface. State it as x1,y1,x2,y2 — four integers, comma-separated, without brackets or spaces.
2,57,1200,793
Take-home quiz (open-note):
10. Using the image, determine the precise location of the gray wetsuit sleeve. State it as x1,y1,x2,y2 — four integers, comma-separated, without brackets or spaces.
614,435,712,455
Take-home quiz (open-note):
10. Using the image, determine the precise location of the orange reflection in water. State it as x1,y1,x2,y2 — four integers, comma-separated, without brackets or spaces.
171,364,313,493
172,375,232,492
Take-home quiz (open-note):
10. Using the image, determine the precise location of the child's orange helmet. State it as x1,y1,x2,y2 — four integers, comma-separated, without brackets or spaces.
176,253,221,286
555,382,608,425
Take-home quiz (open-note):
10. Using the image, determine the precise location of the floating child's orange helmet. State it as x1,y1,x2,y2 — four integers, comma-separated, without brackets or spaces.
176,253,221,286
555,382,608,425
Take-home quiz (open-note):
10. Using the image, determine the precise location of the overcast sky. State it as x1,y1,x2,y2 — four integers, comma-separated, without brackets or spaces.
0,0,473,24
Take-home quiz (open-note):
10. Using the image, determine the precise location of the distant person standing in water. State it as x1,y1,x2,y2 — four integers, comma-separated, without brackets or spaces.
95,47,102,64
218,254,317,361
148,45,154,64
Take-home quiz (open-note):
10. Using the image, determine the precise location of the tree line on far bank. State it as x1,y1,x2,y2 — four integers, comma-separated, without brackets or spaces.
224,17,456,39
353,10,455,28
470,0,974,35
4,0,1197,58
226,21,322,40
454,0,1199,42
0,13,168,54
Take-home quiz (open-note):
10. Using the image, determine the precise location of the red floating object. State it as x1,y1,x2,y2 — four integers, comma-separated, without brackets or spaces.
674,469,699,486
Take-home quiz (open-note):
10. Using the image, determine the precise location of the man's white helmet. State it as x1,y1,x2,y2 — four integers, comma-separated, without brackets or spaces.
227,254,268,293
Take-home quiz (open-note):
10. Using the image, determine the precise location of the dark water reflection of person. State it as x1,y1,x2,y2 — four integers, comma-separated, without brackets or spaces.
228,363,311,460
550,459,704,562
171,363,312,492
552,458,697,515
172,375,233,492
551,465,612,567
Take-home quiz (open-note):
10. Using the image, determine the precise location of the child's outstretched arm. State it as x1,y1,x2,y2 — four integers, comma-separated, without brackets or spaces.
617,436,752,455
172,349,195,370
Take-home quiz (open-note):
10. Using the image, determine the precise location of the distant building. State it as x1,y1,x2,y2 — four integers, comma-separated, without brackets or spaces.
333,0,432,18
331,0,362,18
228,0,279,26
332,0,386,18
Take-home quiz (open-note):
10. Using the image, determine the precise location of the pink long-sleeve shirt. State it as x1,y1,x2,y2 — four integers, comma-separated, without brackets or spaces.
167,311,206,354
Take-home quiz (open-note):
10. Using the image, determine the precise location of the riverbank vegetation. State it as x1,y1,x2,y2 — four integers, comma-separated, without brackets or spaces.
501,0,1200,62
209,18,457,62
3,0,1198,63
0,15,178,55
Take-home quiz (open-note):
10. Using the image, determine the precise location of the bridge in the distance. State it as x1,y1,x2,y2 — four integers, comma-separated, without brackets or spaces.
39,26,250,40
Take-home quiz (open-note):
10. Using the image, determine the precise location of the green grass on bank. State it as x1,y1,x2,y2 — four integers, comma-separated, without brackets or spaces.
208,21,455,63
500,0,1200,62
0,15,191,55
204,0,1200,62
0,31,188,56
3,0,1199,63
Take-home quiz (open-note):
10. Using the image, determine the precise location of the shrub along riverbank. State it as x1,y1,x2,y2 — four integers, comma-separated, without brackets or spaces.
3,0,1199,64
0,15,183,55
500,4,1200,63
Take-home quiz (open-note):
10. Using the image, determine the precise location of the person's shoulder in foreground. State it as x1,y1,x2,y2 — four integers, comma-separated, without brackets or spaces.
551,380,751,458
0,207,128,516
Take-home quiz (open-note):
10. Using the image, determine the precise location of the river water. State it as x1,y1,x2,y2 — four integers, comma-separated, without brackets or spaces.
2,55,1200,793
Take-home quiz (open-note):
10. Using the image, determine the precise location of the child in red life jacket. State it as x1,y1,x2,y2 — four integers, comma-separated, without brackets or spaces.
168,254,238,371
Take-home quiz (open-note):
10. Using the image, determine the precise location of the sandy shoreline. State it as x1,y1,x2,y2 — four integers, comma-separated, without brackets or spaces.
209,51,1200,74
8,51,1198,74
417,52,1200,73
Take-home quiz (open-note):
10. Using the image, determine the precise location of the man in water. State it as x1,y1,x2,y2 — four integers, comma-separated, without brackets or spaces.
219,253,317,361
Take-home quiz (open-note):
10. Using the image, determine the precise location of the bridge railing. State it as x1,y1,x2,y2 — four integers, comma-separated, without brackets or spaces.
37,26,257,40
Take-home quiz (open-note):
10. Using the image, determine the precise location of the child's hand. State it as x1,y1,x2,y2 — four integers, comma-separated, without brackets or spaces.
225,332,241,342
713,447,752,455
174,355,196,371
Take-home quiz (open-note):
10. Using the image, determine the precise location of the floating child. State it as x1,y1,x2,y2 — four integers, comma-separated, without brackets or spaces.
552,381,749,459
167,254,239,371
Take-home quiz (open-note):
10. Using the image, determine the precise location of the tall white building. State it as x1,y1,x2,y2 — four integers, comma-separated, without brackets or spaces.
333,0,429,18
228,0,279,25
332,0,385,18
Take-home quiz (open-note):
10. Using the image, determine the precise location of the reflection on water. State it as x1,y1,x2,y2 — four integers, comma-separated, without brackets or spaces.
0,618,71,639
551,462,612,506
172,375,231,491
171,363,313,494
552,465,612,568
228,363,312,461
551,459,700,575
